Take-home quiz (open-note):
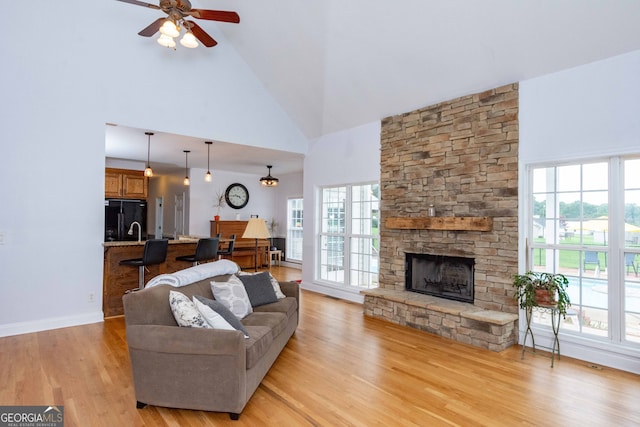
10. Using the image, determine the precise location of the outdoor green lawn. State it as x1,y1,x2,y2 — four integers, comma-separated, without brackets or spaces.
531,235,638,270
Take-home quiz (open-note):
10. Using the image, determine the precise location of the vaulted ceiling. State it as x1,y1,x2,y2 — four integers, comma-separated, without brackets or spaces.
107,1,640,172
216,0,640,138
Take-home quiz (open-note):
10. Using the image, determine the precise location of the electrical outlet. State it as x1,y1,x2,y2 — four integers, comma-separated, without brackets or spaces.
88,293,94,303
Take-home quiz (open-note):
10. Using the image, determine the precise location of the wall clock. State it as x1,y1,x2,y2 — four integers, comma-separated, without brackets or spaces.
225,183,249,209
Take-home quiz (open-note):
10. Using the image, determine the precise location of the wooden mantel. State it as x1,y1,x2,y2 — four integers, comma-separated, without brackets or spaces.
385,216,493,232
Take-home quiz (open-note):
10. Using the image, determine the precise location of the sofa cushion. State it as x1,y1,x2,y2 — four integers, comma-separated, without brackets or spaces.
210,275,253,319
238,271,286,299
193,295,250,338
169,290,211,328
252,296,297,319
242,325,274,370
241,312,288,340
237,272,278,307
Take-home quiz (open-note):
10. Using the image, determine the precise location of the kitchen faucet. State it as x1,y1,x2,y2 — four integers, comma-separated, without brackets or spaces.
128,221,142,242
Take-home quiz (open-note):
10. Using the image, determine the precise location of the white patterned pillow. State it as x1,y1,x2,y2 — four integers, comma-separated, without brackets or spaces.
192,297,236,331
210,275,253,319
169,290,211,328
238,270,286,299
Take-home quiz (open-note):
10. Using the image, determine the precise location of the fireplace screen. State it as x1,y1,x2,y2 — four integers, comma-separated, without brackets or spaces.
405,253,475,303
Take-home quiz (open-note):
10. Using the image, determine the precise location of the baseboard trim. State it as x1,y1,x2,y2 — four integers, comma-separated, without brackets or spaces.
300,281,365,304
0,312,104,338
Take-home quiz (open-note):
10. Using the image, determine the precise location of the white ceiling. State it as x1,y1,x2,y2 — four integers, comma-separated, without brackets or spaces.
105,124,304,176
106,0,640,173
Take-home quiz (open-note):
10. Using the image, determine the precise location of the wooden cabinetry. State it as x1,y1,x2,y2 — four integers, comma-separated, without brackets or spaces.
210,220,269,269
103,241,198,317
105,168,148,199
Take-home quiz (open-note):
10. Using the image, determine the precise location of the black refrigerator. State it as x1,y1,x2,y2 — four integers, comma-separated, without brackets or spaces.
104,199,147,242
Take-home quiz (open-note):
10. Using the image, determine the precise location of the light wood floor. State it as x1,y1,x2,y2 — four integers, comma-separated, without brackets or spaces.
1,266,639,426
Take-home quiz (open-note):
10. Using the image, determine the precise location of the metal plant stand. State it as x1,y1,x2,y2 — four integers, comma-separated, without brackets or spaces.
521,305,561,367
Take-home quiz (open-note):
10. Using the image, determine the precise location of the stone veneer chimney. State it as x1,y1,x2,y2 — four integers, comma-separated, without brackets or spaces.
378,83,519,314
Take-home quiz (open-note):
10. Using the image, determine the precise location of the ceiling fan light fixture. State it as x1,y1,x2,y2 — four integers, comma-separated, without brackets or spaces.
159,19,180,38
157,34,176,48
180,31,199,49
260,165,279,187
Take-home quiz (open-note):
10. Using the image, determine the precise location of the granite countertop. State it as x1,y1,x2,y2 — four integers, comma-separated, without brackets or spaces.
103,238,199,247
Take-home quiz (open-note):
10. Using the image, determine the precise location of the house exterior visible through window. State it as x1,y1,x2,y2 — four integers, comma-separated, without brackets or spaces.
527,157,640,347
318,183,379,289
286,198,303,262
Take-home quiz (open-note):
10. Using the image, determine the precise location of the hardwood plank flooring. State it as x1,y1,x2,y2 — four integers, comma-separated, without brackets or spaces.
1,266,638,426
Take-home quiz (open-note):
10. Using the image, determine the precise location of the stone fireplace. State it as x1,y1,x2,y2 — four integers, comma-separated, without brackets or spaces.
362,84,520,351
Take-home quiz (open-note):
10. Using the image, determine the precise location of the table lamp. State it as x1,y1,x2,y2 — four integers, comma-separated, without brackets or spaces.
242,218,271,271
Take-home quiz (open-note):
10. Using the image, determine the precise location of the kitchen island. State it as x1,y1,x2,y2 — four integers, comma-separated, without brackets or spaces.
103,239,200,317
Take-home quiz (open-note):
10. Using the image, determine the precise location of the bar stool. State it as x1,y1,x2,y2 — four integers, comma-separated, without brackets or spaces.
217,234,236,259
120,239,169,290
176,238,219,266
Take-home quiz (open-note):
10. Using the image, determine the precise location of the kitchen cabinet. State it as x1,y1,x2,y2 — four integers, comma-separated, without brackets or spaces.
105,168,148,199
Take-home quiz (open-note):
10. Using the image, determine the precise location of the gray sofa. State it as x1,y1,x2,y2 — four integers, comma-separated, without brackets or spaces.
122,273,299,420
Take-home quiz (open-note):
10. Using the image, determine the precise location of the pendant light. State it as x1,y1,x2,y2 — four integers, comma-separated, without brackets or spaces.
183,150,190,186
260,165,279,187
144,132,154,177
204,141,213,182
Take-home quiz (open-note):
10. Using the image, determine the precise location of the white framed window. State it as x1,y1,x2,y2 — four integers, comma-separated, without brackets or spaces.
527,157,640,346
286,198,303,262
318,183,379,289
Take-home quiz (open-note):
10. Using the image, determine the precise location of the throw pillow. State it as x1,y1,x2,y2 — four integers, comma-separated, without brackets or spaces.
210,275,253,319
192,297,236,332
237,272,278,307
238,270,286,299
194,295,250,338
169,290,211,328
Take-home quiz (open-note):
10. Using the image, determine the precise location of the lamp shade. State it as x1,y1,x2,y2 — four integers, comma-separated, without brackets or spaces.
180,32,199,48
157,34,176,48
159,20,180,38
242,218,271,239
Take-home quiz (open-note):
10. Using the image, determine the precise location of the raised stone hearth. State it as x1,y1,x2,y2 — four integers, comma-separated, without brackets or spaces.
366,83,520,351
362,289,518,351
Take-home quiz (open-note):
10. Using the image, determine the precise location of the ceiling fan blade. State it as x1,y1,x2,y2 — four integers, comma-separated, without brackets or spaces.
138,17,165,37
115,0,161,10
188,9,240,23
187,21,218,47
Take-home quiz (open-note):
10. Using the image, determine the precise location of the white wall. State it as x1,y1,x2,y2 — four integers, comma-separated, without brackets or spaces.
520,50,640,163
0,0,308,337
519,49,640,373
188,169,282,237
301,121,381,301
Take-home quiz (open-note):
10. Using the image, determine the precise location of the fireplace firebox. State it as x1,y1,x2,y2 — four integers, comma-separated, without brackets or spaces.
405,253,475,303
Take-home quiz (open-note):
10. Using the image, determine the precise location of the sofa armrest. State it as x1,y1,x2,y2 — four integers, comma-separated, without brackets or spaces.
126,324,245,356
279,281,299,300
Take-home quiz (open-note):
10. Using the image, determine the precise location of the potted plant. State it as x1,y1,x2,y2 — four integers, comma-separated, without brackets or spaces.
213,191,226,221
513,271,571,317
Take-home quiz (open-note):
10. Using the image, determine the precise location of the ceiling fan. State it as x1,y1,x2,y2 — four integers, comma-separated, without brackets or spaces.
116,0,240,48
